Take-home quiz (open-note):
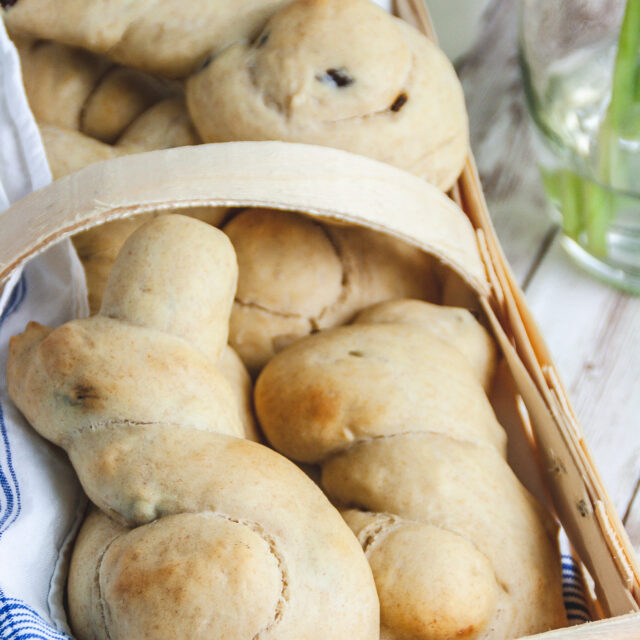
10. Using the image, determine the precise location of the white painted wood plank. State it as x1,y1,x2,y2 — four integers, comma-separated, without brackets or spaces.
457,0,555,284
525,237,640,534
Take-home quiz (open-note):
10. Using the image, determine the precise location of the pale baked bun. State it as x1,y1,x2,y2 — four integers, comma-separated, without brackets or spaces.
224,208,438,374
187,0,469,190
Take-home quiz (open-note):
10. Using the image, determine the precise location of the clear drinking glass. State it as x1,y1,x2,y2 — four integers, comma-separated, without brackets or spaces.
519,0,640,292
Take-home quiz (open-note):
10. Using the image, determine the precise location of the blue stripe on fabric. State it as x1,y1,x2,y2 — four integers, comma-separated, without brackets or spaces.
560,555,591,623
0,274,27,326
0,273,28,540
0,591,71,640
0,275,72,639
0,403,20,538
565,601,592,617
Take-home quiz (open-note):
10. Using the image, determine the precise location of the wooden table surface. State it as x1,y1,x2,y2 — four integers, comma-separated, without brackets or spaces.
457,0,640,553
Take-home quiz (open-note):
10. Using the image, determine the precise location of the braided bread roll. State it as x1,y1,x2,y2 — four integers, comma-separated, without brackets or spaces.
13,37,181,143
224,208,438,374
7,215,379,639
3,0,293,78
255,299,567,639
186,0,469,191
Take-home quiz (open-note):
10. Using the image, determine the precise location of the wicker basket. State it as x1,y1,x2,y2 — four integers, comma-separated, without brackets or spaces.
0,1,639,638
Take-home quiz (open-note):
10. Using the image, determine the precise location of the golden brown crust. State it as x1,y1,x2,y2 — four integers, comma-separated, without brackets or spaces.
353,299,497,390
255,322,506,463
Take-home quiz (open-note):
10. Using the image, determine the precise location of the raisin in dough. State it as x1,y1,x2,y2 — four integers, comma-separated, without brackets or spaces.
224,208,438,374
4,0,294,78
186,0,469,191
255,300,567,639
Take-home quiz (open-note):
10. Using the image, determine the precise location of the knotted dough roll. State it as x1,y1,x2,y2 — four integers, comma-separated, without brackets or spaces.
224,209,438,374
7,215,379,640
187,0,469,191
255,299,567,640
3,0,293,78
13,37,180,143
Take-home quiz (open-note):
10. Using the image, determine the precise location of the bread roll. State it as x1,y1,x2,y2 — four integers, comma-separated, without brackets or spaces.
7,215,380,640
255,299,567,639
39,124,224,314
4,0,293,77
14,37,176,142
224,208,438,374
187,0,469,190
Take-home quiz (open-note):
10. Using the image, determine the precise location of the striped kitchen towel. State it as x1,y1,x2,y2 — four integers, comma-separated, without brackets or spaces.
0,19,87,640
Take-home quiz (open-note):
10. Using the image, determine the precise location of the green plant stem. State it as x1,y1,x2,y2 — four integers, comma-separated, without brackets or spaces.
608,0,640,134
584,181,609,256
599,0,640,190
560,169,583,238
557,0,640,257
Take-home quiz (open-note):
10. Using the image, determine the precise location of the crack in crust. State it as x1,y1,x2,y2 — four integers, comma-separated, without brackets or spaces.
61,418,219,449
179,511,290,639
325,429,501,464
95,531,127,640
350,510,510,598
232,218,353,335
235,297,307,320
354,512,404,555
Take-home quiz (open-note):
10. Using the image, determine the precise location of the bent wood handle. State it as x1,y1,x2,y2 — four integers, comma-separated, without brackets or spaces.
0,141,489,296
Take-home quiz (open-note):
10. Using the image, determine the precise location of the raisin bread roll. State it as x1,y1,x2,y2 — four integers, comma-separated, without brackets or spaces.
224,209,438,374
255,299,567,640
187,0,469,191
7,216,379,640
3,0,293,78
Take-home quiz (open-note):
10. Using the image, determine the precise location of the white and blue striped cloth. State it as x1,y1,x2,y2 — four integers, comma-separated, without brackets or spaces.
0,19,87,640
0,14,590,640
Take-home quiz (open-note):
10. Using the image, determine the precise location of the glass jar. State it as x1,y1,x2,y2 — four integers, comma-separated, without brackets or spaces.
519,0,640,292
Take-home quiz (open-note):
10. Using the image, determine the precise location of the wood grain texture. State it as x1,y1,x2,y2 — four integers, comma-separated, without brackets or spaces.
457,0,555,285
525,239,640,526
0,142,489,296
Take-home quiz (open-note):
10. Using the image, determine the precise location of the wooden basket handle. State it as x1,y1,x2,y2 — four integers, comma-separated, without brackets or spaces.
0,141,489,295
